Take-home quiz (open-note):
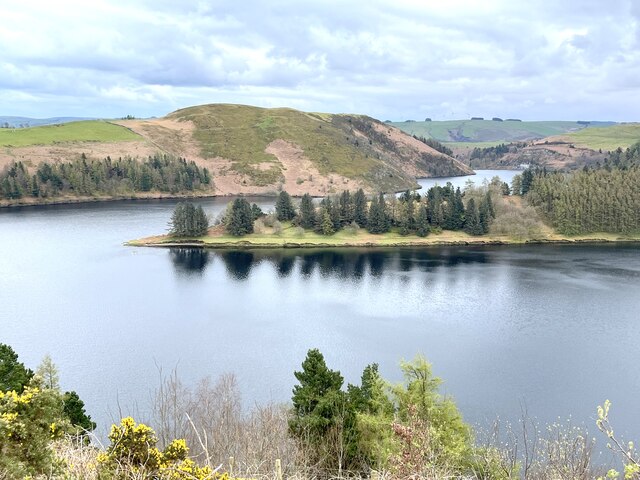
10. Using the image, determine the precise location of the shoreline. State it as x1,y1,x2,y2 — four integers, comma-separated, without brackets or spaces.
127,232,640,250
0,170,493,209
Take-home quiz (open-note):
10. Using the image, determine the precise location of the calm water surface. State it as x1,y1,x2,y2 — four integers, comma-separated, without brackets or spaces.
1,170,639,447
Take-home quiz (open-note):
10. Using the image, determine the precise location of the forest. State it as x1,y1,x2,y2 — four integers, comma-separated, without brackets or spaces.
1,343,638,479
0,154,213,200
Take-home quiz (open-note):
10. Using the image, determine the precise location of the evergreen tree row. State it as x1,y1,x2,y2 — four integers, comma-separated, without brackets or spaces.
0,154,212,200
224,186,495,237
526,167,640,234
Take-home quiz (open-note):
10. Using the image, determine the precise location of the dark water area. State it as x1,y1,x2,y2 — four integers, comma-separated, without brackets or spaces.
1,172,639,451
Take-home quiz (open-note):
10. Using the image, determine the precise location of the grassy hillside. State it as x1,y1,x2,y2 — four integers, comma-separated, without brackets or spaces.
0,120,140,147
167,104,471,191
562,123,640,150
390,119,612,143
170,104,379,184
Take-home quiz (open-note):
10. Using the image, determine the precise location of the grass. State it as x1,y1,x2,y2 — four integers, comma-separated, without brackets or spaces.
563,123,640,150
0,120,141,147
168,104,390,186
390,120,602,143
128,222,640,249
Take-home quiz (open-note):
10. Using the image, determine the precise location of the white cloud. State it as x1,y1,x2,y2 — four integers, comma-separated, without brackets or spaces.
0,0,638,120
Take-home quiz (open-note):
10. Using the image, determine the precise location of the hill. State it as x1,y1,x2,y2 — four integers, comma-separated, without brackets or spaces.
390,119,615,145
0,105,471,200
115,104,472,195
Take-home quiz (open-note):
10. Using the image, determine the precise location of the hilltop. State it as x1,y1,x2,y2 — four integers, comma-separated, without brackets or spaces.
0,104,472,202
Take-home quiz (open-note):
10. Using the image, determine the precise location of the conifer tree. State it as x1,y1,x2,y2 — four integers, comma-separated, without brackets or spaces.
275,190,296,221
416,204,430,237
353,189,368,227
339,190,353,226
299,193,316,229
464,198,483,235
227,198,254,236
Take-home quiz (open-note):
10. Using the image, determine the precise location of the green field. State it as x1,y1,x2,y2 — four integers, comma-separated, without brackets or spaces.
0,120,141,147
390,120,609,143
564,123,640,151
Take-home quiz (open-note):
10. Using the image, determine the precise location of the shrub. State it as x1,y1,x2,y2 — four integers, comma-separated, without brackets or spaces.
98,417,217,480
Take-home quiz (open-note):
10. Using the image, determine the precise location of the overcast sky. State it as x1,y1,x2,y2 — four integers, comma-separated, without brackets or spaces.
1,0,639,121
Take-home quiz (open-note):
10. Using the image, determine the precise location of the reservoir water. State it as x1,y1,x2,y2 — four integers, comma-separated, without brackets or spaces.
1,170,639,448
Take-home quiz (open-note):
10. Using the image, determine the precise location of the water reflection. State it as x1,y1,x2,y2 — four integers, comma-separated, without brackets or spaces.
219,251,256,280
172,247,494,281
169,248,211,275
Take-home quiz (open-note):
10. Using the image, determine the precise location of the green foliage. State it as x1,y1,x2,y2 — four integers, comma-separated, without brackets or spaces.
0,154,213,201
169,202,209,237
226,198,255,236
527,167,640,234
0,380,68,477
0,343,33,393
289,349,358,472
353,188,368,227
63,391,96,433
275,190,296,221
299,193,317,229
392,356,472,469
367,193,390,233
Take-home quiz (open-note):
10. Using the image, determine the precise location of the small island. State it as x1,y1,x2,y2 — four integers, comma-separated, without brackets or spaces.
128,168,640,249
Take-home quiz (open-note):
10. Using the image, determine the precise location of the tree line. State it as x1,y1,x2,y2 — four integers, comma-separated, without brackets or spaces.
0,154,213,200
412,135,454,156
219,186,495,238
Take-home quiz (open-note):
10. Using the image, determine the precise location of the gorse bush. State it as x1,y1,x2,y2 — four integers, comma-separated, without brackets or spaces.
97,417,217,480
0,344,95,478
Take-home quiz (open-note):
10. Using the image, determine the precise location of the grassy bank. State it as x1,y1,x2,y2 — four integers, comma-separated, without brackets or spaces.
127,223,640,249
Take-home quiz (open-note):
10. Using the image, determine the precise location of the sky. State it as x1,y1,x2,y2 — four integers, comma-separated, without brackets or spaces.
1,0,639,121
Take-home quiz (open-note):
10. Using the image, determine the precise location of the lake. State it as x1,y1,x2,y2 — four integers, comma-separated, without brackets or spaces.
1,170,639,450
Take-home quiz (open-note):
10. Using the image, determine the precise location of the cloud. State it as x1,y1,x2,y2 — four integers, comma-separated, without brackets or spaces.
1,0,638,120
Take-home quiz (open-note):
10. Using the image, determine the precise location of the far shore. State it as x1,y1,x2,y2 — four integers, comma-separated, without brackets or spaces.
127,225,640,250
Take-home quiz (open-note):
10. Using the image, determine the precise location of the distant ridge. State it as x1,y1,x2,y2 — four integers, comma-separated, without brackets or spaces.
391,119,617,144
0,116,94,128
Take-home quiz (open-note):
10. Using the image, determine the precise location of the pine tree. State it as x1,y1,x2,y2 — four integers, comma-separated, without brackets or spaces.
339,190,353,226
227,198,254,236
275,190,296,221
321,211,335,235
416,204,430,237
289,349,357,472
299,193,316,229
353,189,368,227
0,343,34,393
251,203,264,220
464,198,483,235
